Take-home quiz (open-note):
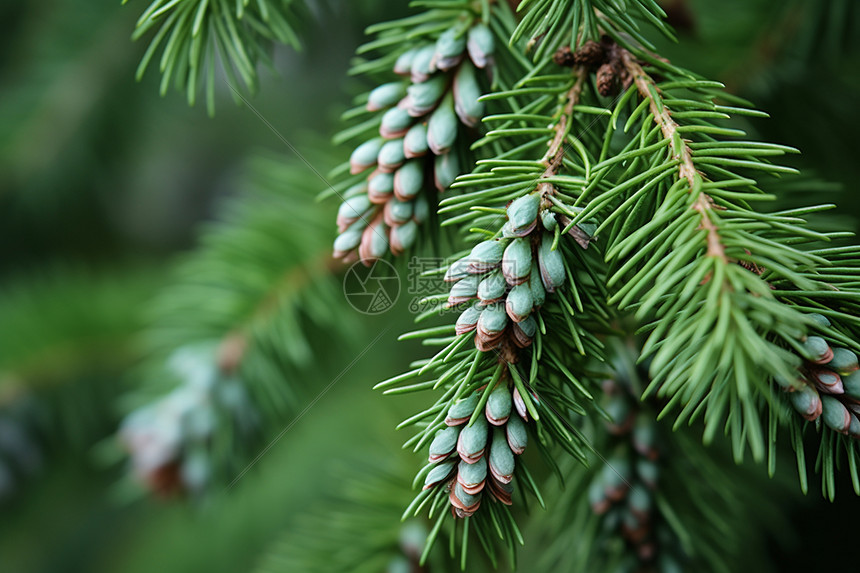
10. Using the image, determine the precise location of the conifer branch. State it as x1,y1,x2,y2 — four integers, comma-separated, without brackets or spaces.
541,66,587,177
621,50,726,261
127,0,305,114
119,156,354,495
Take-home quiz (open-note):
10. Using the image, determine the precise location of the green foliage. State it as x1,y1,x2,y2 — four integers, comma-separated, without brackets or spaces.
511,0,674,57
0,267,156,392
5,0,860,572
127,0,304,113
325,0,527,263
374,0,860,566
254,460,456,573
119,155,356,493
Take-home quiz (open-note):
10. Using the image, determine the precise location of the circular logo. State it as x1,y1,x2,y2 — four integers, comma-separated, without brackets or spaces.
343,258,401,315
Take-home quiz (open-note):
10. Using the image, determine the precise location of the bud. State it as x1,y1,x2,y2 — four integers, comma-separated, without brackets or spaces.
367,82,407,111
541,210,558,231
350,138,384,174
512,386,528,421
333,223,365,259
434,152,460,191
476,303,508,349
423,460,455,489
446,393,479,426
572,40,606,68
434,27,466,71
811,369,843,395
390,221,417,255
380,106,413,139
393,159,423,200
358,220,389,262
511,316,536,348
506,415,528,455
444,257,471,282
337,195,372,231
828,348,859,375
843,370,860,400
457,416,488,463
367,171,394,203
455,305,481,335
383,199,413,227
429,426,459,461
849,414,860,438
394,47,419,76
412,196,429,224
505,283,534,323
427,94,458,155
537,233,566,292
403,123,429,158
802,335,834,364
488,428,515,484
466,23,494,69
596,62,618,96
477,270,507,304
485,384,512,426
529,262,546,307
377,138,406,172
409,44,437,83
505,194,539,236
447,274,480,306
457,458,487,495
807,313,831,328
467,240,505,272
453,62,484,128
502,238,532,285
821,395,852,434
405,75,447,117
449,482,481,516
789,384,822,421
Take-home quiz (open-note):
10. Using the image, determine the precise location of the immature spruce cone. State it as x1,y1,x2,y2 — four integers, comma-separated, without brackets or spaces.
446,194,596,356
120,345,256,496
425,382,530,517
554,41,606,69
588,374,667,568
552,46,575,67
334,22,495,265
596,62,618,97
777,313,860,436
573,40,606,68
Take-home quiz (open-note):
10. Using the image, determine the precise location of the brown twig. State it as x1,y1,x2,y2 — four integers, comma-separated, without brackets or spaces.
537,66,588,199
216,253,339,373
620,50,727,263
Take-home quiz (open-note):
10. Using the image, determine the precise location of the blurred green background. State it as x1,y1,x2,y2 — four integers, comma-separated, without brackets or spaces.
0,1,858,572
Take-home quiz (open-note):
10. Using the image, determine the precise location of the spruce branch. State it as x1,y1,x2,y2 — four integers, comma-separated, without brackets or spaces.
327,0,519,265
119,155,354,495
526,340,789,573
621,49,726,262
0,268,156,393
126,0,304,114
254,460,456,573
375,51,624,565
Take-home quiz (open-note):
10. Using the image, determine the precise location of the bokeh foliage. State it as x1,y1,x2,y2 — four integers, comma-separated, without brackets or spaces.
0,1,858,572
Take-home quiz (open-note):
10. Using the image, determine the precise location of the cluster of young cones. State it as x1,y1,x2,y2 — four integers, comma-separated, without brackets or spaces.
589,377,664,565
778,313,860,436
424,381,530,517
445,194,569,360
333,20,495,264
119,345,255,496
